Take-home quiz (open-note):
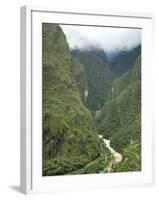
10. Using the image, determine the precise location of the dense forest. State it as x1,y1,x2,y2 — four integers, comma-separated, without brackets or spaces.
42,23,141,176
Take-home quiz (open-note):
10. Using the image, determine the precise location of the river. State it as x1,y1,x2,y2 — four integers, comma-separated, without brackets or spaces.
98,134,123,172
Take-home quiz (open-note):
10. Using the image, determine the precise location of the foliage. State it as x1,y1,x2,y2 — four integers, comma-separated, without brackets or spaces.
111,55,141,98
42,23,142,175
111,114,141,152
43,156,89,176
108,45,141,76
42,23,105,175
72,50,114,111
71,58,88,103
97,56,141,153
113,140,141,172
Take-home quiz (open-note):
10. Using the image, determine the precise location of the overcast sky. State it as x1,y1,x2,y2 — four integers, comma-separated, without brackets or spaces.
61,25,141,53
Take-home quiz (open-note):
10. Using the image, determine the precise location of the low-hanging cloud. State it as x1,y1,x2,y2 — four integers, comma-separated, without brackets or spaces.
61,25,141,53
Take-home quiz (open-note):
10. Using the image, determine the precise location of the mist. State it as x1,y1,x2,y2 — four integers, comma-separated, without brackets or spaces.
61,25,141,53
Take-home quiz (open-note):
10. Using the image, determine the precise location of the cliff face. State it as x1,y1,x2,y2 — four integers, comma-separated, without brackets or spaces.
42,24,105,175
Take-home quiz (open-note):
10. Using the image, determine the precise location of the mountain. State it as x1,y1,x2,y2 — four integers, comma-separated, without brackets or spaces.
111,55,141,98
42,23,107,176
90,48,108,64
71,57,88,104
42,23,141,174
96,55,141,153
107,45,141,76
71,49,114,111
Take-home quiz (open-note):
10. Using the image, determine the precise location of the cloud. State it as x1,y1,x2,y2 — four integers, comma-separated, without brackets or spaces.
60,25,141,52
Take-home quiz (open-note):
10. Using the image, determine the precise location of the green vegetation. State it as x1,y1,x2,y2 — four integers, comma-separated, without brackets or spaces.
96,55,141,155
71,58,88,103
111,55,141,98
42,23,141,175
42,23,108,176
43,156,89,176
72,50,114,111
114,140,141,172
108,45,141,76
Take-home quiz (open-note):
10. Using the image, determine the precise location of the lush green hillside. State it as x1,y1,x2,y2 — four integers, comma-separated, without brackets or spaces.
42,23,141,174
111,55,141,98
90,48,108,64
71,58,88,103
113,140,141,172
42,23,108,176
96,56,141,154
72,50,114,111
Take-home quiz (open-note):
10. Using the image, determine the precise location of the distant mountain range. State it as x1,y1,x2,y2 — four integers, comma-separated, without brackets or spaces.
107,45,141,76
71,44,141,111
72,45,141,77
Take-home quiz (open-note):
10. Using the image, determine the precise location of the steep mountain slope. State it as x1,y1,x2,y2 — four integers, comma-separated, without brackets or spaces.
71,58,88,104
71,50,114,111
42,23,108,176
112,55,141,98
107,45,141,76
90,48,108,64
96,55,141,153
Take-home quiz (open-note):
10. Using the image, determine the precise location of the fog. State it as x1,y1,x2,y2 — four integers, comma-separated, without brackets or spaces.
61,25,141,53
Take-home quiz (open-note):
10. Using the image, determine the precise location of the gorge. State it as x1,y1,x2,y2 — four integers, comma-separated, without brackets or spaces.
42,23,141,176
